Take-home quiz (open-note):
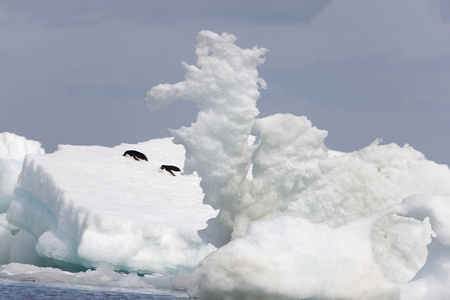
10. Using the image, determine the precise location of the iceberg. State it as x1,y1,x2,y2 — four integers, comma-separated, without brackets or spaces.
5,137,216,273
2,30,450,299
186,195,450,300
146,31,450,298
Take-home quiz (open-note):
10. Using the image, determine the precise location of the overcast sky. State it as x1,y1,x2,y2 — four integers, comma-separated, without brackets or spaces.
1,0,450,165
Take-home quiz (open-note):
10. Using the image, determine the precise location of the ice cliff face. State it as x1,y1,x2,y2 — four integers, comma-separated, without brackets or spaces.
0,132,45,213
0,133,45,265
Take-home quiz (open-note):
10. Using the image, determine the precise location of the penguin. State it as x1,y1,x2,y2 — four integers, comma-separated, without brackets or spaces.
160,165,181,176
123,150,148,161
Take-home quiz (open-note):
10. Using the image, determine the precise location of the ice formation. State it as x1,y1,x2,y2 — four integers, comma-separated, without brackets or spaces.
147,30,267,247
0,262,173,292
0,133,45,212
0,133,46,265
186,195,450,300
4,137,216,274
146,30,450,298
2,30,450,299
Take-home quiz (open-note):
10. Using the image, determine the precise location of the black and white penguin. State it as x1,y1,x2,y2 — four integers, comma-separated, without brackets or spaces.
160,165,181,176
123,150,148,161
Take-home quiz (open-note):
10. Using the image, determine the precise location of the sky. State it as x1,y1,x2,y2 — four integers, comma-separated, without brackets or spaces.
1,0,450,165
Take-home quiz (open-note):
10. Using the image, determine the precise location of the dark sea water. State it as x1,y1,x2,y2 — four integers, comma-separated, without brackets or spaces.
0,279,188,300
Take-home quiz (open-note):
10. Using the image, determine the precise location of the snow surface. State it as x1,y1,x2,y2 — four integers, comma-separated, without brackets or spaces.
2,30,450,299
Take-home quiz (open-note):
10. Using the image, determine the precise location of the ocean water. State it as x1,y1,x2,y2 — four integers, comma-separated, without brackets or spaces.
0,279,188,300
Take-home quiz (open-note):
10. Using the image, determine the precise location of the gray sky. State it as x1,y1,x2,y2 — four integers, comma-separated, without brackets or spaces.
1,0,450,165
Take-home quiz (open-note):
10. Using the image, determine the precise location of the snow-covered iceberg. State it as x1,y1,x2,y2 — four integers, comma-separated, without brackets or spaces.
2,30,450,299
5,137,216,273
146,30,450,299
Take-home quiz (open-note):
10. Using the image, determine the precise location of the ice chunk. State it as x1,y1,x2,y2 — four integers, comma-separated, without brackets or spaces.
146,30,450,282
0,132,46,265
187,195,450,300
6,138,216,273
0,262,179,293
0,132,45,213
0,132,45,161
187,214,400,300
